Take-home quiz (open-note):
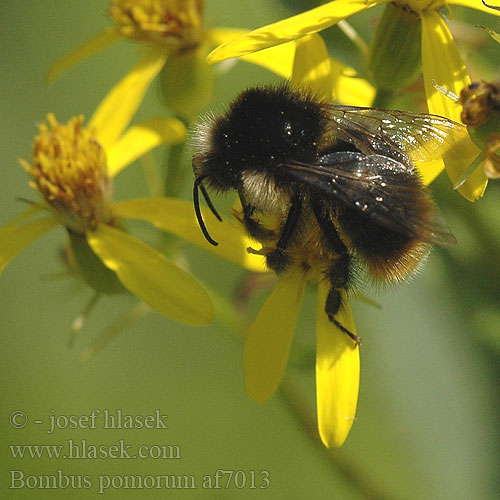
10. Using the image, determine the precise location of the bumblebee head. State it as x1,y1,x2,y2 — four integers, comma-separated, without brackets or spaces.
193,84,326,191
192,84,326,246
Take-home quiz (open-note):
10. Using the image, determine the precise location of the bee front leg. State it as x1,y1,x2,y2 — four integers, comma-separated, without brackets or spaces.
238,191,275,241
266,194,303,275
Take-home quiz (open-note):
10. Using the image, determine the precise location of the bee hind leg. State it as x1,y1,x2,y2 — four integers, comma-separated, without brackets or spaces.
312,199,360,345
324,256,362,345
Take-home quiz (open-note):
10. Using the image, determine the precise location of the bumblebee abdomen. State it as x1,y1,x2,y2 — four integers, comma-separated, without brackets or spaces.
337,203,430,282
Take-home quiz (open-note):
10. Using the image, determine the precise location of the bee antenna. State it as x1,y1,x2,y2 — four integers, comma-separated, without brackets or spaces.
193,176,220,246
200,183,222,222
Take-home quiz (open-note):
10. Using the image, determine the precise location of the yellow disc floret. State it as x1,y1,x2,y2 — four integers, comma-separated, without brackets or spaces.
109,0,204,52
22,114,113,233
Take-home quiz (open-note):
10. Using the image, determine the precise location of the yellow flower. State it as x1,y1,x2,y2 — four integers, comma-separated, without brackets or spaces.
0,83,263,326
207,0,500,201
239,35,360,448
108,0,204,50
47,0,298,119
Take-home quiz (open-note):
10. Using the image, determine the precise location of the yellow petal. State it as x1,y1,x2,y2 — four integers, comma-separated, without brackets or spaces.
207,28,297,79
449,0,500,16
204,27,249,45
107,118,186,176
0,211,59,277
47,28,123,82
244,272,307,403
87,224,213,325
291,34,332,101
417,158,445,185
112,198,266,272
421,12,487,200
88,49,168,150
242,42,297,79
421,13,468,122
316,282,359,448
207,0,382,63
330,59,375,106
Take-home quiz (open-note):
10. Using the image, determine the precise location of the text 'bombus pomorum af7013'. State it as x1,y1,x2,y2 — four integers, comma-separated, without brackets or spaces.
192,84,461,343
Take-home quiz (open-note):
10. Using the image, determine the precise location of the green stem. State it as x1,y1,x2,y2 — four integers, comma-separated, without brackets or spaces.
80,302,151,362
164,114,191,199
337,20,369,58
162,116,191,249
164,140,189,198
69,292,100,348
140,152,163,198
205,281,249,338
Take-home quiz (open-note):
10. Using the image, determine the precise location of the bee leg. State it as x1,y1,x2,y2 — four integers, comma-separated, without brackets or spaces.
265,194,302,275
238,192,275,240
312,200,361,345
325,259,361,345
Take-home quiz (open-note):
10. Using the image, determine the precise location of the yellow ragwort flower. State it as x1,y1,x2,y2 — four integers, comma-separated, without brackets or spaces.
0,82,263,325
207,0,500,201
47,0,302,118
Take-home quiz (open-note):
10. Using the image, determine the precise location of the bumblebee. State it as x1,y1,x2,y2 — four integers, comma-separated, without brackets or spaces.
192,84,460,342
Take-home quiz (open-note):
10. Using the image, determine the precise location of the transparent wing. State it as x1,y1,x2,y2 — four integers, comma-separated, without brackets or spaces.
280,152,456,247
323,104,468,163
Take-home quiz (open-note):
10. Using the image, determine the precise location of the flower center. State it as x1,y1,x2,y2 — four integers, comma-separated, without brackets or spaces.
109,0,204,52
393,0,447,15
22,114,113,233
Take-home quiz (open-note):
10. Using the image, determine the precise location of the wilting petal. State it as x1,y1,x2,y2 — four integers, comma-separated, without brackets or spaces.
421,12,487,200
207,0,382,63
107,118,186,176
112,198,266,272
330,59,375,106
316,283,359,448
0,210,59,277
244,272,307,403
87,224,213,325
449,0,500,16
88,48,168,150
47,28,123,82
291,34,332,100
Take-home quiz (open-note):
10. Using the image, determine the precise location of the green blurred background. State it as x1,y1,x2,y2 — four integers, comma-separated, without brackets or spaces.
1,1,498,499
